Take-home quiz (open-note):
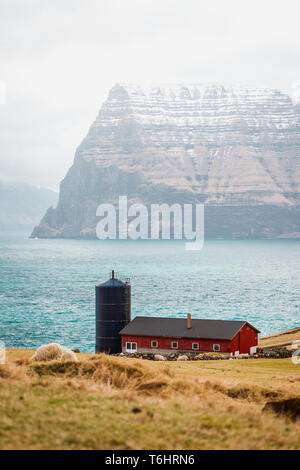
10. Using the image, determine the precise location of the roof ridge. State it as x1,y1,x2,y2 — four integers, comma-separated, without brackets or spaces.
133,316,245,323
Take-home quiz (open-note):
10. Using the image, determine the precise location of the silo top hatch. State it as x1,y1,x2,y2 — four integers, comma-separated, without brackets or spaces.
96,278,126,288
96,270,129,288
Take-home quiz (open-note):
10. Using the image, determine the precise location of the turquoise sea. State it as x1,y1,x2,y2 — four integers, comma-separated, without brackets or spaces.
0,231,299,352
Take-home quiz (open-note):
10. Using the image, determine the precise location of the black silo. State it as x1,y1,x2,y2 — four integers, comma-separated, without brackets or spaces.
95,271,131,354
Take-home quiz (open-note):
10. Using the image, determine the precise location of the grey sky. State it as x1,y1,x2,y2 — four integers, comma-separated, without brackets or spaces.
0,0,299,190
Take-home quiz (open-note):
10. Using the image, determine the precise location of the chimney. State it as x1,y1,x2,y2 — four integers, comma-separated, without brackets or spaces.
112,270,115,279
187,313,191,329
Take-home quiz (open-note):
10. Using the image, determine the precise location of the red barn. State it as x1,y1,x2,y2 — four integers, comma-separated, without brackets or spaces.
119,315,260,356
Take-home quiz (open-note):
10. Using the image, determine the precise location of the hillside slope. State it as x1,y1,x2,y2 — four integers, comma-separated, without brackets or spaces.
1,349,300,450
0,180,57,229
259,326,300,349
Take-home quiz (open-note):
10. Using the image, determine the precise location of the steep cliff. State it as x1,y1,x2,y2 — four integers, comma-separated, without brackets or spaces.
31,83,300,238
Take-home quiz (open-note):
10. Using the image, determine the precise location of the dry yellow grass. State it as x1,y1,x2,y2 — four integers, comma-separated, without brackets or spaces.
1,349,300,450
259,326,300,349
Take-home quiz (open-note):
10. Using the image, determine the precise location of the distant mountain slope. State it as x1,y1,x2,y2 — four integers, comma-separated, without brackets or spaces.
0,180,58,229
31,83,300,238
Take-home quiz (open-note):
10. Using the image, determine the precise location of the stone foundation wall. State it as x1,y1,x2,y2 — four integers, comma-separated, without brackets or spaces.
122,346,231,356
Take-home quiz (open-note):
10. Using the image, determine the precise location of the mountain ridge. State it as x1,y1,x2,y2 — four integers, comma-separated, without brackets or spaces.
31,82,300,239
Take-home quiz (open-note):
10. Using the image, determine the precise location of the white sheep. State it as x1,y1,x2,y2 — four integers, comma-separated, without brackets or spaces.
154,354,166,361
177,355,188,361
31,343,78,362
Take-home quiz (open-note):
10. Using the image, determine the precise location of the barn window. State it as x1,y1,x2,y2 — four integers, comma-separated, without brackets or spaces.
192,343,199,350
213,344,220,352
171,342,178,349
151,340,158,348
126,342,137,352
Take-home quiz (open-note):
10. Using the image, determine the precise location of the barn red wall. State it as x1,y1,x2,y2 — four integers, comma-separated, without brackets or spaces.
122,323,259,355
230,323,258,354
121,335,231,353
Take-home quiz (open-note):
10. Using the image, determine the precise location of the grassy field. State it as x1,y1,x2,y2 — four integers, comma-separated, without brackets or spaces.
1,349,300,450
259,326,300,349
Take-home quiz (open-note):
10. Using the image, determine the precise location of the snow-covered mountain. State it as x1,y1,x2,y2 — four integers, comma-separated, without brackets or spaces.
31,83,300,238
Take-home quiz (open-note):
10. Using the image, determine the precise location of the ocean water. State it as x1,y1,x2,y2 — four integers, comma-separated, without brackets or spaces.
0,231,299,352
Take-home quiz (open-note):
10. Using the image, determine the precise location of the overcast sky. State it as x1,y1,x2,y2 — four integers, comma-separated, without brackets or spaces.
0,0,299,191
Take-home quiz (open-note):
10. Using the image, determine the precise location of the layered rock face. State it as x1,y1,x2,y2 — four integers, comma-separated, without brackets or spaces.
31,83,300,238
